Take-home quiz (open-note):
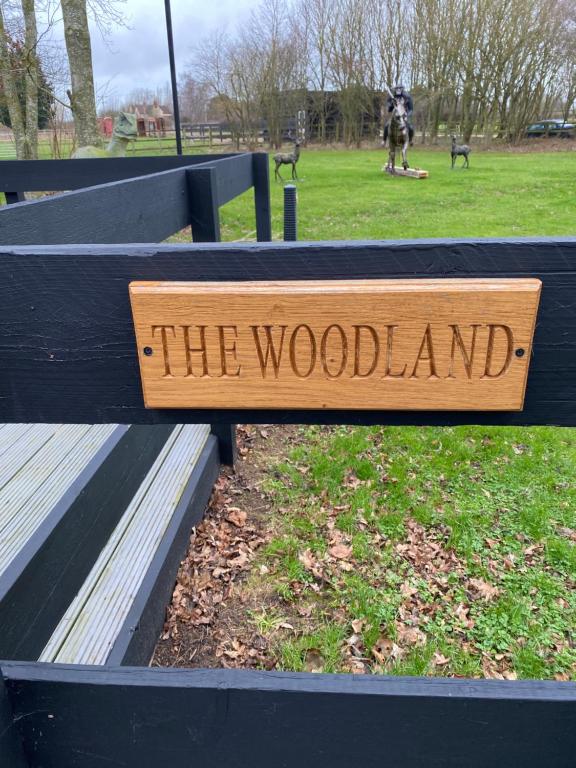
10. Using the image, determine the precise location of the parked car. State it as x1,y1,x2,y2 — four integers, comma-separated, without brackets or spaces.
525,119,575,138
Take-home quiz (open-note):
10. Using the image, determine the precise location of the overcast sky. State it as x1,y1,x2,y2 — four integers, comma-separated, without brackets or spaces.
84,0,261,104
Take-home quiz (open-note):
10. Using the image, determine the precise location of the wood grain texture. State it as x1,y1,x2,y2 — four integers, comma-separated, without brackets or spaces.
0,167,190,245
0,671,27,767
0,238,573,425
0,426,175,661
0,154,266,246
130,279,541,411
0,155,238,194
2,662,576,767
106,436,219,666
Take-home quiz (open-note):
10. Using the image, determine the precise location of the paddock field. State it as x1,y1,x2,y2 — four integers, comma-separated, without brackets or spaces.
1,145,574,680
220,147,576,240
155,146,576,682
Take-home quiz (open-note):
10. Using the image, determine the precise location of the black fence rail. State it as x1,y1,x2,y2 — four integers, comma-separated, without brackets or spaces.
2,662,575,768
0,152,271,243
0,239,573,426
0,167,574,766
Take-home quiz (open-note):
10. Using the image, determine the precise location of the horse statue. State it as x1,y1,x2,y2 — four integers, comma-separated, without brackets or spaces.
385,98,410,174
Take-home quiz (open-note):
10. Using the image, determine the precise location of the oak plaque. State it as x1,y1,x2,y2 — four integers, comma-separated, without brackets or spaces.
129,279,541,411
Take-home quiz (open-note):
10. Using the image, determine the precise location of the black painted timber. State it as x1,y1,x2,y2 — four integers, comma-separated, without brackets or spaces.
0,155,237,194
187,166,220,242
0,671,28,767
0,153,271,246
253,152,272,241
0,167,190,244
5,191,25,204
0,425,176,661
210,424,238,465
0,238,574,426
106,435,219,666
2,663,576,767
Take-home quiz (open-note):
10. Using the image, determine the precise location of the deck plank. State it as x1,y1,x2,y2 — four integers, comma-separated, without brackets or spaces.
0,425,117,576
40,424,210,665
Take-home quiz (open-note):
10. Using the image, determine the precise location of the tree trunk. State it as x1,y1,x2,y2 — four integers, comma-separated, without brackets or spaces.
22,0,39,159
0,9,27,158
61,0,100,147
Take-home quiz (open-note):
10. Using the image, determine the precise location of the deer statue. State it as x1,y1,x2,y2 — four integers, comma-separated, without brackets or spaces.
451,135,471,168
274,140,301,181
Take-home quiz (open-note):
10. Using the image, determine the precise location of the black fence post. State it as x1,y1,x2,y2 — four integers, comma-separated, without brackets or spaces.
253,152,272,242
284,184,297,241
186,167,221,242
0,670,28,767
5,191,25,204
210,424,237,466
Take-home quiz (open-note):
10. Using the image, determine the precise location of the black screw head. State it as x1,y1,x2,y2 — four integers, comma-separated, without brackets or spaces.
143,346,153,356
515,348,525,358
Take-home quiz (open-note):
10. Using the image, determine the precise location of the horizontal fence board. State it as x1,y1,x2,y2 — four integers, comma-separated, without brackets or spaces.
0,168,191,245
206,152,255,206
2,662,576,767
0,155,238,193
0,672,27,767
0,238,574,426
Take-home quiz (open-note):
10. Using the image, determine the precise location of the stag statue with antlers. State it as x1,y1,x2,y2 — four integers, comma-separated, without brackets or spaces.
274,140,301,182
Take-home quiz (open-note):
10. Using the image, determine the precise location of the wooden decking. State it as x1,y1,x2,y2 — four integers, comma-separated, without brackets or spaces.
0,424,219,664
0,425,120,579
40,425,211,665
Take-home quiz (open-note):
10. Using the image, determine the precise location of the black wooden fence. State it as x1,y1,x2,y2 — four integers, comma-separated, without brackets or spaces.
0,165,575,766
0,152,271,243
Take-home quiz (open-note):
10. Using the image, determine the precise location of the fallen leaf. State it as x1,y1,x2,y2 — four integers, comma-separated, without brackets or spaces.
397,624,426,646
304,648,324,673
400,583,418,598
329,543,353,560
468,578,499,601
226,507,247,527
299,549,316,569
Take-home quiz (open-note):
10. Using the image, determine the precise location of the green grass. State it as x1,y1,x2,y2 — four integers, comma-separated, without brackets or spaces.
3,141,574,679
255,425,576,679
219,148,576,240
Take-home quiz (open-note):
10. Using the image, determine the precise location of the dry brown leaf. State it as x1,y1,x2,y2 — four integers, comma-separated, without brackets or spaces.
468,578,500,601
304,648,324,673
397,624,426,646
298,549,316,569
329,543,353,560
371,635,394,664
400,583,418,598
226,507,247,527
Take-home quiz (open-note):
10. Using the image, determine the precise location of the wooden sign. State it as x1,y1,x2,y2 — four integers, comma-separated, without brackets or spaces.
129,279,541,411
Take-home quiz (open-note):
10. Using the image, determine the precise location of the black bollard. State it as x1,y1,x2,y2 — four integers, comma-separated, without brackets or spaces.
283,184,297,241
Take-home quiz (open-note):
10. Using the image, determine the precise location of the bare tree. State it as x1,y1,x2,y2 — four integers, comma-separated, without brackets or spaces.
189,0,574,146
295,0,331,141
0,0,42,158
61,0,99,146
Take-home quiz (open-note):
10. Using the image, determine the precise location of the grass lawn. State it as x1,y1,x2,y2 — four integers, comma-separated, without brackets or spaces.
154,146,576,681
255,424,576,680
219,147,576,240
2,141,574,679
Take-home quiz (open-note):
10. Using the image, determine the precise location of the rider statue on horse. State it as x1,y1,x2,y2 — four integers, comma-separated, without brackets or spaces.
383,83,414,174
383,84,414,146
